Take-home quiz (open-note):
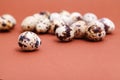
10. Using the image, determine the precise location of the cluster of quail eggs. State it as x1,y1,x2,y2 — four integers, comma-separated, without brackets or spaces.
21,10,115,42
0,10,115,51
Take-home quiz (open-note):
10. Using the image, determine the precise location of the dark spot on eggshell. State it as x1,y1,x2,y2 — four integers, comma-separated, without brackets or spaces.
75,29,81,34
1,16,5,19
77,16,82,20
88,26,92,32
23,45,27,47
46,26,50,30
65,26,72,37
35,40,39,48
104,24,109,32
18,42,23,47
48,16,50,19
46,25,51,32
61,23,65,26
7,20,11,23
57,35,65,41
19,36,30,41
2,22,6,27
39,12,46,15
76,25,81,27
98,34,101,36
93,27,102,33
32,45,34,48
19,36,25,41
18,42,27,47
27,26,30,28
54,24,59,32
56,33,64,41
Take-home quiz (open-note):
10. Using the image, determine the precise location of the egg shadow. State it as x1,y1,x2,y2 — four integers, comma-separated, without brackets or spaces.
83,38,105,43
15,47,39,54
0,30,11,33
54,38,75,44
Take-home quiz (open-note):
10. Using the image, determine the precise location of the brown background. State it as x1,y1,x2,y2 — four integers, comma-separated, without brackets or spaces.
0,0,120,80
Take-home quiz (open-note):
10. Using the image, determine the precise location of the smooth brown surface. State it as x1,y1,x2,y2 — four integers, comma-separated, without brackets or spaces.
0,0,120,80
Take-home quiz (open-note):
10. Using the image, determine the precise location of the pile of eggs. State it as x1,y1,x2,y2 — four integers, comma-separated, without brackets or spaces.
21,10,115,42
0,10,115,51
